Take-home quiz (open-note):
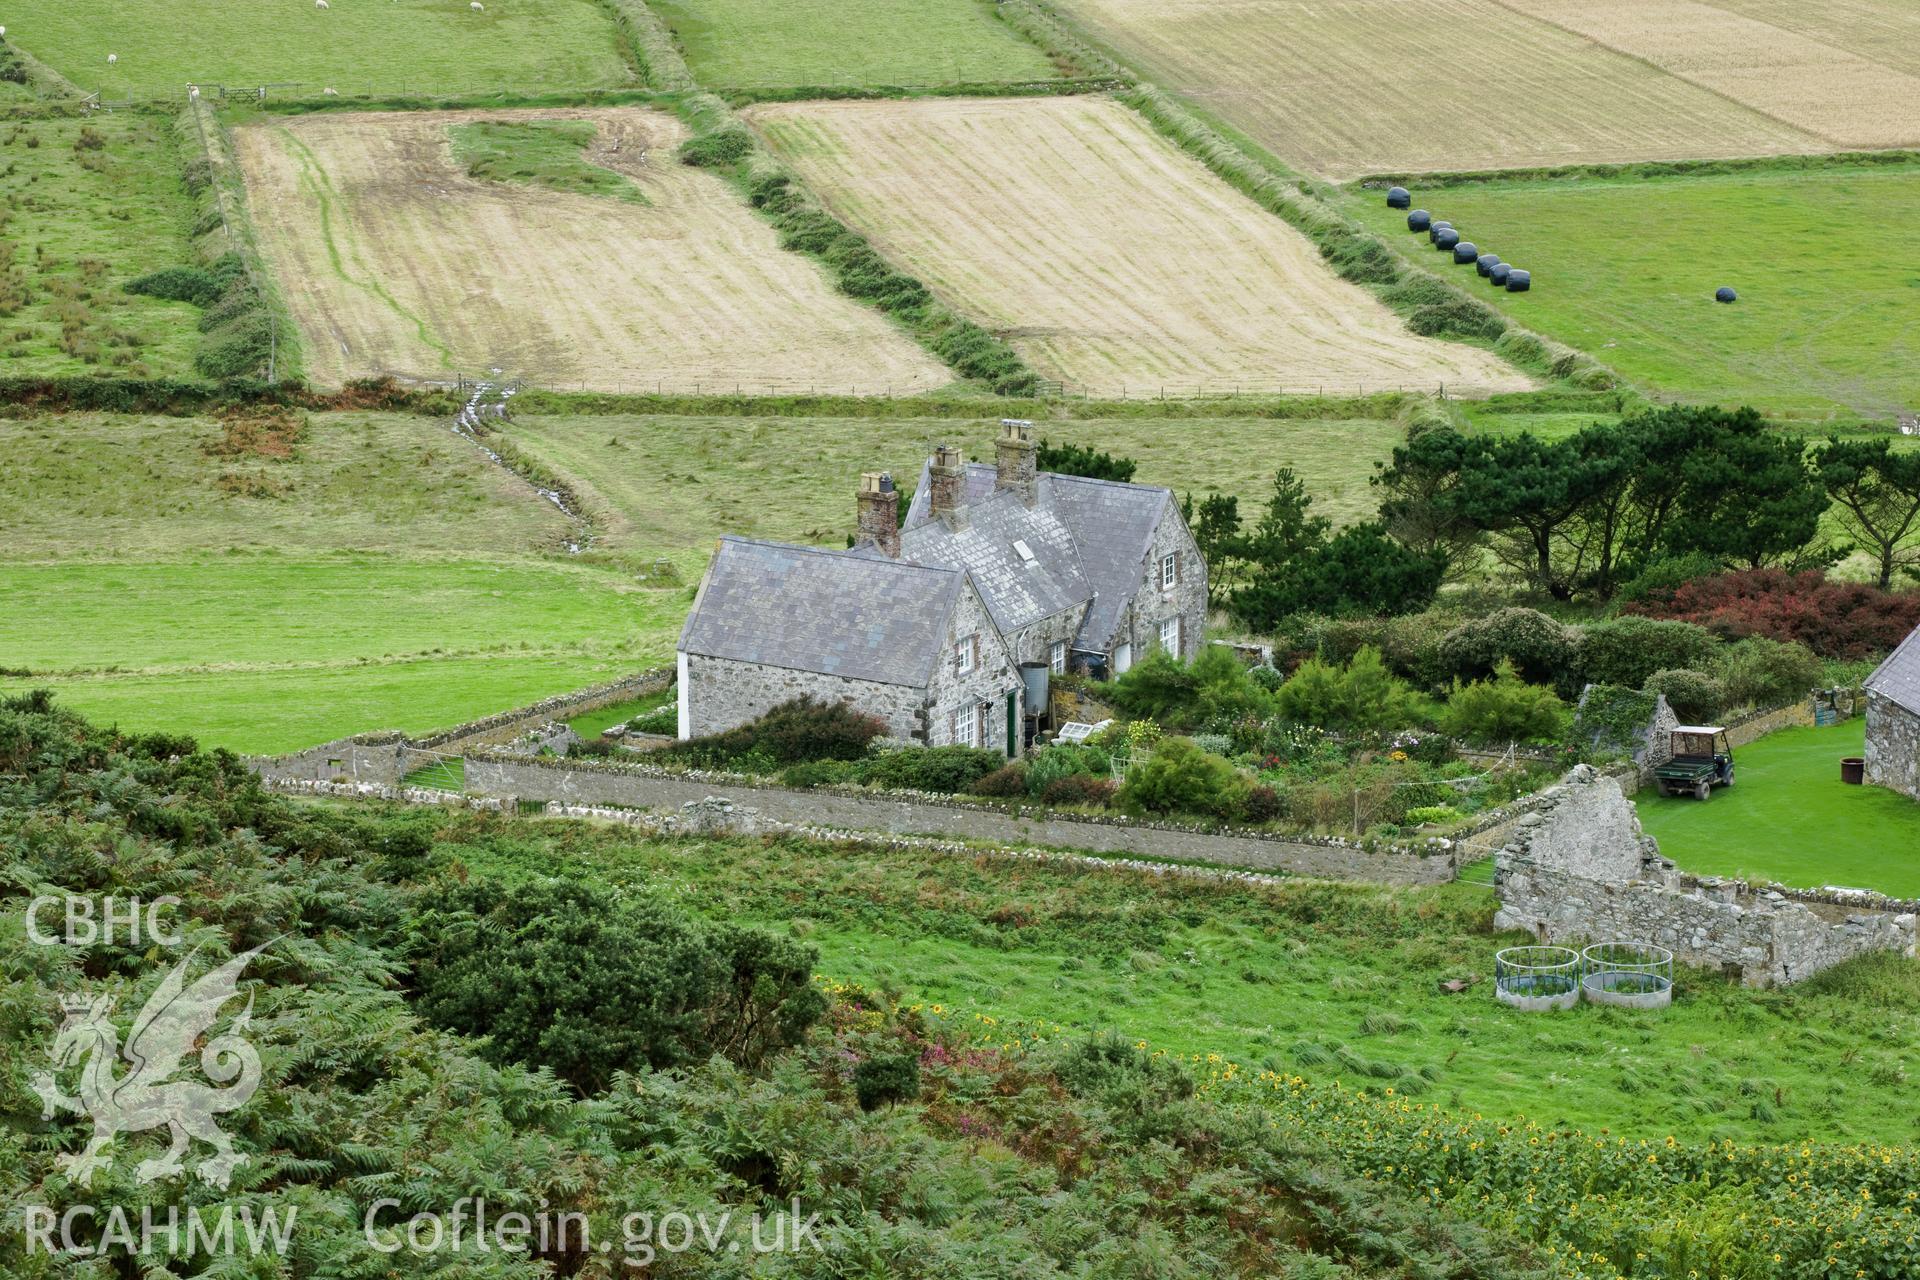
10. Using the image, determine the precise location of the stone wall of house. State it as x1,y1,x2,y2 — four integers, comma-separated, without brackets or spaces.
462,753,1458,884
1006,603,1091,677
1115,506,1208,663
247,732,408,785
1494,765,1917,986
927,578,1024,754
682,654,929,742
1865,692,1920,800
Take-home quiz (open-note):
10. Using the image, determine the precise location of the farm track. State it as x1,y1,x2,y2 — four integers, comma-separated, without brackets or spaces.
231,107,949,392
1055,0,1827,179
749,96,1529,393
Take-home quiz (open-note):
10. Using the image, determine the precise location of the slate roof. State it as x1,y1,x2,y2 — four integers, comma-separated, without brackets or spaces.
1866,623,1920,717
679,537,964,688
905,462,1171,653
899,488,1091,636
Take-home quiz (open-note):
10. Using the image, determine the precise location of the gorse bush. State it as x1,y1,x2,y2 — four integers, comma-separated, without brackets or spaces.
858,744,1004,793
1274,646,1415,733
1117,736,1247,820
1440,661,1565,744
125,264,229,308
853,1053,921,1110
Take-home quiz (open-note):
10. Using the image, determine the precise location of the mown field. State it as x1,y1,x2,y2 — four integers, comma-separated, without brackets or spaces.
1053,0,1823,179
648,0,1059,88
498,411,1410,572
0,114,203,377
1638,720,1920,897
1499,0,1920,151
0,0,633,98
445,818,1920,1146
0,411,684,753
234,107,949,392
750,96,1528,394
1348,160,1920,416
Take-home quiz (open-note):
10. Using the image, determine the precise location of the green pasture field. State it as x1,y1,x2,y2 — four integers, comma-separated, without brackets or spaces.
0,411,686,753
499,413,1405,574
1637,719,1920,897
1346,161,1920,417
0,114,201,377
449,120,647,204
441,817,1920,1146
646,0,1058,88
0,413,573,558
2,0,633,99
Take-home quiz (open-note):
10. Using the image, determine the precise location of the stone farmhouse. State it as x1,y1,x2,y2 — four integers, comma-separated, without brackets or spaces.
1864,621,1920,800
676,422,1207,754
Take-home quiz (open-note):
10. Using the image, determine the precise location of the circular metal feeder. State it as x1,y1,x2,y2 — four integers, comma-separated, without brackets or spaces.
1581,942,1673,1009
1494,946,1581,1011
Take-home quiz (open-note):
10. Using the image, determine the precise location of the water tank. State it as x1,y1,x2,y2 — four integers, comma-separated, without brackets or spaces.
1019,661,1050,718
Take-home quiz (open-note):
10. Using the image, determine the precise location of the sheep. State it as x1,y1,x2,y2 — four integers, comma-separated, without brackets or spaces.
471,2,485,9
107,53,118,64
315,0,329,8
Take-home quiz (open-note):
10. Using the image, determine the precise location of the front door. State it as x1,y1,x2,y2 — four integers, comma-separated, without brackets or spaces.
1113,643,1132,674
1006,691,1018,759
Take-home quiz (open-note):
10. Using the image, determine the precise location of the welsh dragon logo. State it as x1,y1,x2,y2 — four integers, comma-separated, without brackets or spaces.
32,944,267,1190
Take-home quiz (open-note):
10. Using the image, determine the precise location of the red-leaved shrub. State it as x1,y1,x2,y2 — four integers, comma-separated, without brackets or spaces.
1626,569,1920,659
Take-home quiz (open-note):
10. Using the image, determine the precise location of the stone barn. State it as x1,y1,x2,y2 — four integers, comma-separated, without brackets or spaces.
1864,623,1920,800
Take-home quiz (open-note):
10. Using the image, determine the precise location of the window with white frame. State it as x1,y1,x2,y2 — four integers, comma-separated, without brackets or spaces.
1158,616,1182,655
950,701,989,748
1159,552,1178,591
953,634,978,674
1049,641,1067,674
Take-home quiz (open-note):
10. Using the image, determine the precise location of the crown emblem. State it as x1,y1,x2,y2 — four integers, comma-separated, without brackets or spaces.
58,992,97,1015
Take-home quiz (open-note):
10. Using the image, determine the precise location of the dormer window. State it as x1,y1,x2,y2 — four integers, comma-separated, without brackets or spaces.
1159,552,1178,590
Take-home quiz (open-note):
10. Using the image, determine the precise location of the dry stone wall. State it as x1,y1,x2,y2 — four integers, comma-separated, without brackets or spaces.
1495,765,1916,986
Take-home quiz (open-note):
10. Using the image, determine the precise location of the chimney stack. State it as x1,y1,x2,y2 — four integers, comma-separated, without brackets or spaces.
929,445,967,525
995,418,1037,505
855,472,899,557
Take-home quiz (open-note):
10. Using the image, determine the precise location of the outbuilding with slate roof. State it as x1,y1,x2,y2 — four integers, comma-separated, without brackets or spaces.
1865,622,1920,801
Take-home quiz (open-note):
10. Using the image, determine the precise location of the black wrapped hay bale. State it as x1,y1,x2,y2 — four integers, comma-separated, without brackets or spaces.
1506,268,1531,293
1489,262,1512,286
1428,220,1453,243
1453,241,1479,264
1477,254,1501,278
1715,286,1737,303
1387,186,1411,208
1408,209,1432,232
1435,228,1461,251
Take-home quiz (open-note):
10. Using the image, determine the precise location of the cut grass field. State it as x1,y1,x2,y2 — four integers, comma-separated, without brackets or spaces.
0,413,573,558
232,107,948,392
647,0,1059,88
1053,0,1822,179
0,411,682,754
443,817,1920,1146
1498,0,1920,151
2,0,633,99
0,115,202,377
749,96,1528,394
497,412,1409,573
1347,161,1920,416
1637,720,1920,897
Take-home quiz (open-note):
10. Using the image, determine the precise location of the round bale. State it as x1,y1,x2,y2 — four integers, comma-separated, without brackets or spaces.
1435,228,1461,252
1506,269,1532,293
1408,209,1432,232
1715,286,1738,303
1387,186,1411,209
1453,241,1479,264
1489,263,1512,286
1476,254,1502,278
1428,220,1453,243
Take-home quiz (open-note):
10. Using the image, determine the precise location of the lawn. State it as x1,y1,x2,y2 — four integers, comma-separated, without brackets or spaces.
1637,719,1920,896
1346,160,1920,416
438,817,1920,1147
647,0,1057,89
0,114,203,377
499,413,1410,574
1,0,633,98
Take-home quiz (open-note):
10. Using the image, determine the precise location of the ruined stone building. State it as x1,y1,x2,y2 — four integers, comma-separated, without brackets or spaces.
1865,622,1920,800
675,422,1207,752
